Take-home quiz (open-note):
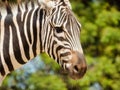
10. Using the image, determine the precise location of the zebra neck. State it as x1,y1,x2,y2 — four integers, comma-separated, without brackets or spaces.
0,7,47,75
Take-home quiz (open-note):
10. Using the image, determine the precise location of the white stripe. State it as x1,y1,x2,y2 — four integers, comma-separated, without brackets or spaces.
0,17,9,75
0,7,7,19
31,9,37,44
56,6,62,24
45,26,51,52
27,2,32,11
11,5,18,16
24,11,30,45
29,8,38,58
21,3,26,21
36,9,40,54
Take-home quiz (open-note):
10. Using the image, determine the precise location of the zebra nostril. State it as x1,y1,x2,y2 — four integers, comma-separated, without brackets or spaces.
74,65,81,73
74,65,79,72
68,51,87,79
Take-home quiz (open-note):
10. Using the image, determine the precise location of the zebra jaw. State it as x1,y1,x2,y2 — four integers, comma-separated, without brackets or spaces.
64,51,87,79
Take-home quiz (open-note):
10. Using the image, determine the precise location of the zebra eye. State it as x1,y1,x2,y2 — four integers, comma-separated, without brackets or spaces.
55,27,63,33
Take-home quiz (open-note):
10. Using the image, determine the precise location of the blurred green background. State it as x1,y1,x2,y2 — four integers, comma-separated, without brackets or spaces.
0,0,120,90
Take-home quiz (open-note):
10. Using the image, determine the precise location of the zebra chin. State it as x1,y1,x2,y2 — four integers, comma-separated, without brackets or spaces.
64,51,87,79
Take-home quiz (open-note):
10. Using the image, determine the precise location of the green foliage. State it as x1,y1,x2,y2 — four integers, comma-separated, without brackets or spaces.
0,0,120,90
27,73,67,90
40,53,60,72
100,27,120,44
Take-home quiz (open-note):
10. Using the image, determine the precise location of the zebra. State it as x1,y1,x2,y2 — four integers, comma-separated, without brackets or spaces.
0,0,87,85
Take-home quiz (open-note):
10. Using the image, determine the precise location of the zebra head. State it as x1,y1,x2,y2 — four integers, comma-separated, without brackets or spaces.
42,0,87,79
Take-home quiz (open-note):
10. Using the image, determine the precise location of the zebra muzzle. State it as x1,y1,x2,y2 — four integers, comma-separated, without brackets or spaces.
66,51,87,79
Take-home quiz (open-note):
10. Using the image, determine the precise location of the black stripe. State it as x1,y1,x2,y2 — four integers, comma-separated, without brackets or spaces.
11,17,26,64
47,28,52,49
47,32,53,53
0,57,5,76
17,5,21,12
27,10,33,44
51,40,57,60
56,45,64,63
32,8,39,56
56,45,64,52
31,1,34,8
3,16,14,72
0,12,1,36
60,52,71,57
6,4,12,15
54,35,66,41
4,14,26,64
25,1,28,10
17,12,30,60
39,9,43,52
0,12,1,19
